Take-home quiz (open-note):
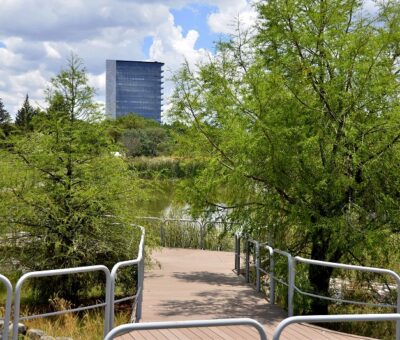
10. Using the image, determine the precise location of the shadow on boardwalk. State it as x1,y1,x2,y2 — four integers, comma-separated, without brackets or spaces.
158,287,283,324
174,271,245,286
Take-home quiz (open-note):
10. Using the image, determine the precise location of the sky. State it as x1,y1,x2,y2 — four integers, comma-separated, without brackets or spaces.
0,0,257,120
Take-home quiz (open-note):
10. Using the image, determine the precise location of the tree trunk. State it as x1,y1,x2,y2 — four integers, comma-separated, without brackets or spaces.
308,227,342,315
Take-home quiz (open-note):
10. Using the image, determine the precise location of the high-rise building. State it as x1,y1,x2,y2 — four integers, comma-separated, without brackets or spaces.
106,60,164,121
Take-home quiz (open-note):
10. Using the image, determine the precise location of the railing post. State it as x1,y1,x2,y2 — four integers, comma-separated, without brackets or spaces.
234,234,238,272
270,249,275,304
13,266,111,340
288,256,295,317
104,271,112,337
397,284,400,340
160,219,165,247
236,234,241,275
255,242,260,292
245,239,250,283
0,275,12,340
136,247,145,322
199,221,205,250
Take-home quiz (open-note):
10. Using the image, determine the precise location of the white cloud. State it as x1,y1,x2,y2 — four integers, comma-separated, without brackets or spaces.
44,43,62,60
207,0,257,34
148,13,212,115
88,72,106,97
0,0,254,119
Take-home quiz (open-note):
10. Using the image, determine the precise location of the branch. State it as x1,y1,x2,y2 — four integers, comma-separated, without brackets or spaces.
361,133,400,165
285,15,337,121
244,173,297,205
16,152,66,185
181,78,236,170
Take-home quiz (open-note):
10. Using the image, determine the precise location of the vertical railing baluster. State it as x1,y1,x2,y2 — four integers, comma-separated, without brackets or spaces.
136,253,145,321
255,242,260,292
237,234,241,275
234,234,238,272
245,239,250,283
270,249,275,304
288,256,295,317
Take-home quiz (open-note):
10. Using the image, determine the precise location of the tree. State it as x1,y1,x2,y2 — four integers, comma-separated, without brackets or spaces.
171,0,400,315
1,55,146,302
0,98,11,137
107,113,172,157
15,94,39,132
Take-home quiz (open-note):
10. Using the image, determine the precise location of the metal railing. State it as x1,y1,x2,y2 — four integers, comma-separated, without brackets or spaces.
135,216,234,250
2,221,400,339
0,224,145,340
135,216,205,248
109,225,145,329
273,313,400,339
104,318,268,340
235,233,400,339
0,274,12,339
13,265,112,339
259,243,275,304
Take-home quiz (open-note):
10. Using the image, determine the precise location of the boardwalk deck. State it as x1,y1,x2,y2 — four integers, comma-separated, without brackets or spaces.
118,248,374,340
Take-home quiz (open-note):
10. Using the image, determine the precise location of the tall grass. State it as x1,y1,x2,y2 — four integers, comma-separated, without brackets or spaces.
23,298,131,340
141,218,235,251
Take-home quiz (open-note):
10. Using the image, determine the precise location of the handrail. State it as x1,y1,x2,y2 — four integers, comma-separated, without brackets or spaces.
104,318,268,340
13,265,111,339
259,244,275,304
0,274,12,340
293,259,399,306
135,216,203,247
109,225,145,329
236,233,400,339
135,216,234,249
295,256,400,339
4,223,146,340
2,221,400,340
273,313,400,340
273,249,295,316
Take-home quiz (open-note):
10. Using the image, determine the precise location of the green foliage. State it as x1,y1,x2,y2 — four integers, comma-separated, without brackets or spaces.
15,94,40,132
107,113,173,157
171,0,400,322
121,127,170,157
0,55,146,302
0,97,12,138
127,156,202,179
0,98,10,124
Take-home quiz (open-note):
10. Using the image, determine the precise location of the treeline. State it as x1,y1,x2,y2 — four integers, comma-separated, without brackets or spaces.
0,95,41,136
1,95,200,180
0,96,172,158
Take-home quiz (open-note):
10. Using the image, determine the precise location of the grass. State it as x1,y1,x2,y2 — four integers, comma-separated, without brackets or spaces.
22,298,132,340
142,219,235,251
128,156,202,179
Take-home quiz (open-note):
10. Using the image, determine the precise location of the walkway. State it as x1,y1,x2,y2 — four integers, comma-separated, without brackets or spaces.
119,248,373,339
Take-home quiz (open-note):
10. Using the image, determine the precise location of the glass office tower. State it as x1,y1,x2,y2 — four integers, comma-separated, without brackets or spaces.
106,60,164,121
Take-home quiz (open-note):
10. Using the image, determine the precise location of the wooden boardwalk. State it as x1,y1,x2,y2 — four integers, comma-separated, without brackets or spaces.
119,248,373,339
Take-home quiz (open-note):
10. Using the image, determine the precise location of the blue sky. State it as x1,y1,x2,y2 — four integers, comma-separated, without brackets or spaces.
0,0,256,118
142,3,223,59
171,3,220,52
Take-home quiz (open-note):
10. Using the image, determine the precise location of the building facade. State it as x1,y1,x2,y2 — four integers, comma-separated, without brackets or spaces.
106,60,164,121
